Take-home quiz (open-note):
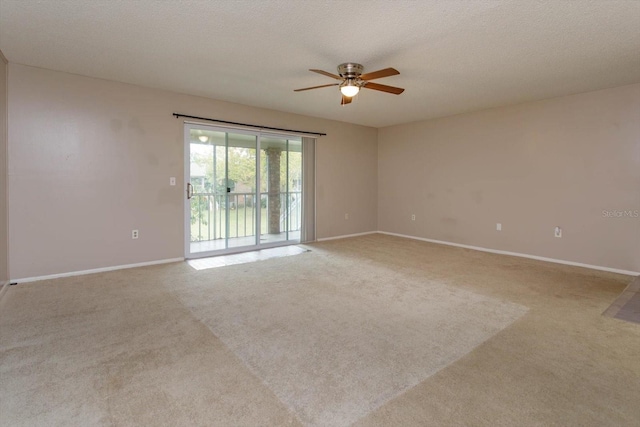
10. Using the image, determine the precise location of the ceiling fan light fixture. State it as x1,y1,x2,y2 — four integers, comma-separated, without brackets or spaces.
198,135,209,142
340,81,360,98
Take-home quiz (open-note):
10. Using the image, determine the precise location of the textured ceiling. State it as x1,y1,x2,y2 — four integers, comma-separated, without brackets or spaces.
1,0,639,128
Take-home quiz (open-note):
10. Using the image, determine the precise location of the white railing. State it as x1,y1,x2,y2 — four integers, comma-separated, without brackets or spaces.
190,191,301,242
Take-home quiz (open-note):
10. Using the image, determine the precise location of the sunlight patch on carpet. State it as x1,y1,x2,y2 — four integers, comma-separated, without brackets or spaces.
187,246,308,270
174,255,528,427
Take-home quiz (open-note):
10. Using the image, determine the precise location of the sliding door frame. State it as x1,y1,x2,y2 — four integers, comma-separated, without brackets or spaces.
184,123,304,259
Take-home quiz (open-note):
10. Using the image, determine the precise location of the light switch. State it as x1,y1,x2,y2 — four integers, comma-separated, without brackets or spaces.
170,177,176,186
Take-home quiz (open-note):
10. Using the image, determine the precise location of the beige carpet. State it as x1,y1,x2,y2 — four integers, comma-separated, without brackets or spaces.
173,249,526,426
1,234,639,426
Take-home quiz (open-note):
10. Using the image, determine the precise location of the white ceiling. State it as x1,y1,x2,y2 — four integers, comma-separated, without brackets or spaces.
1,1,639,128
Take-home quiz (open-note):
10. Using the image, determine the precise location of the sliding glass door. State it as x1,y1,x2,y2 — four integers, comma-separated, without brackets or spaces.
185,124,302,258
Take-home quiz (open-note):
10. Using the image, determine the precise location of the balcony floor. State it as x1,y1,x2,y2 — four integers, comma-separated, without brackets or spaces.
190,230,300,255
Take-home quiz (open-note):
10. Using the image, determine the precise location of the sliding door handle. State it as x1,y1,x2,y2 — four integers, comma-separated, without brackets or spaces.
187,183,193,200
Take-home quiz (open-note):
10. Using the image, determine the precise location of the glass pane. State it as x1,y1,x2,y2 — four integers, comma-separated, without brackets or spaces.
287,139,302,242
261,137,287,244
227,133,258,249
260,136,302,244
189,129,227,253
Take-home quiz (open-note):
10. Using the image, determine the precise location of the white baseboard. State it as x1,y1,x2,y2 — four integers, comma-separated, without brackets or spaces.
7,232,638,284
316,231,378,242
12,258,185,284
378,231,639,277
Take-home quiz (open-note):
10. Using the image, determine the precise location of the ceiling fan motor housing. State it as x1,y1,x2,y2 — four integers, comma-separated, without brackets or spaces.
338,63,364,78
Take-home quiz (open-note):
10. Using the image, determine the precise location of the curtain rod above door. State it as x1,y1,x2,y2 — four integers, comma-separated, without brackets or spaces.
173,113,326,137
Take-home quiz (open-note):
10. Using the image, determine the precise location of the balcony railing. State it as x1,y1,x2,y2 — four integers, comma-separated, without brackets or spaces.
190,191,301,242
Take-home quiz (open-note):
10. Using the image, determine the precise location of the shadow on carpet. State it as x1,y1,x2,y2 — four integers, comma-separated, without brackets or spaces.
603,276,640,324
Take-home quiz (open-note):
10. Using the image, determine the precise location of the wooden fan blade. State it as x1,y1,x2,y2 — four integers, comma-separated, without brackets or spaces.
363,82,405,95
310,69,343,80
294,83,339,92
341,95,352,105
360,67,400,81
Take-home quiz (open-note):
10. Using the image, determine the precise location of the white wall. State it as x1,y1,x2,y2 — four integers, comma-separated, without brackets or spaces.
8,64,378,279
378,84,640,272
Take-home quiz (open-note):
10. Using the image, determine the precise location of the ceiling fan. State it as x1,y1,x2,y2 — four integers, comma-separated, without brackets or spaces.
294,63,404,105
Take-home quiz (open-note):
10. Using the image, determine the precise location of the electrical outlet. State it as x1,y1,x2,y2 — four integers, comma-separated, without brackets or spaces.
496,223,502,231
345,213,349,220
411,214,416,221
555,226,562,238
132,229,139,239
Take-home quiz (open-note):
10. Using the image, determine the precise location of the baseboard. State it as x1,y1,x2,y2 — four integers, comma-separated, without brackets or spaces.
378,231,639,277
316,231,378,242
7,233,637,283
12,258,185,284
